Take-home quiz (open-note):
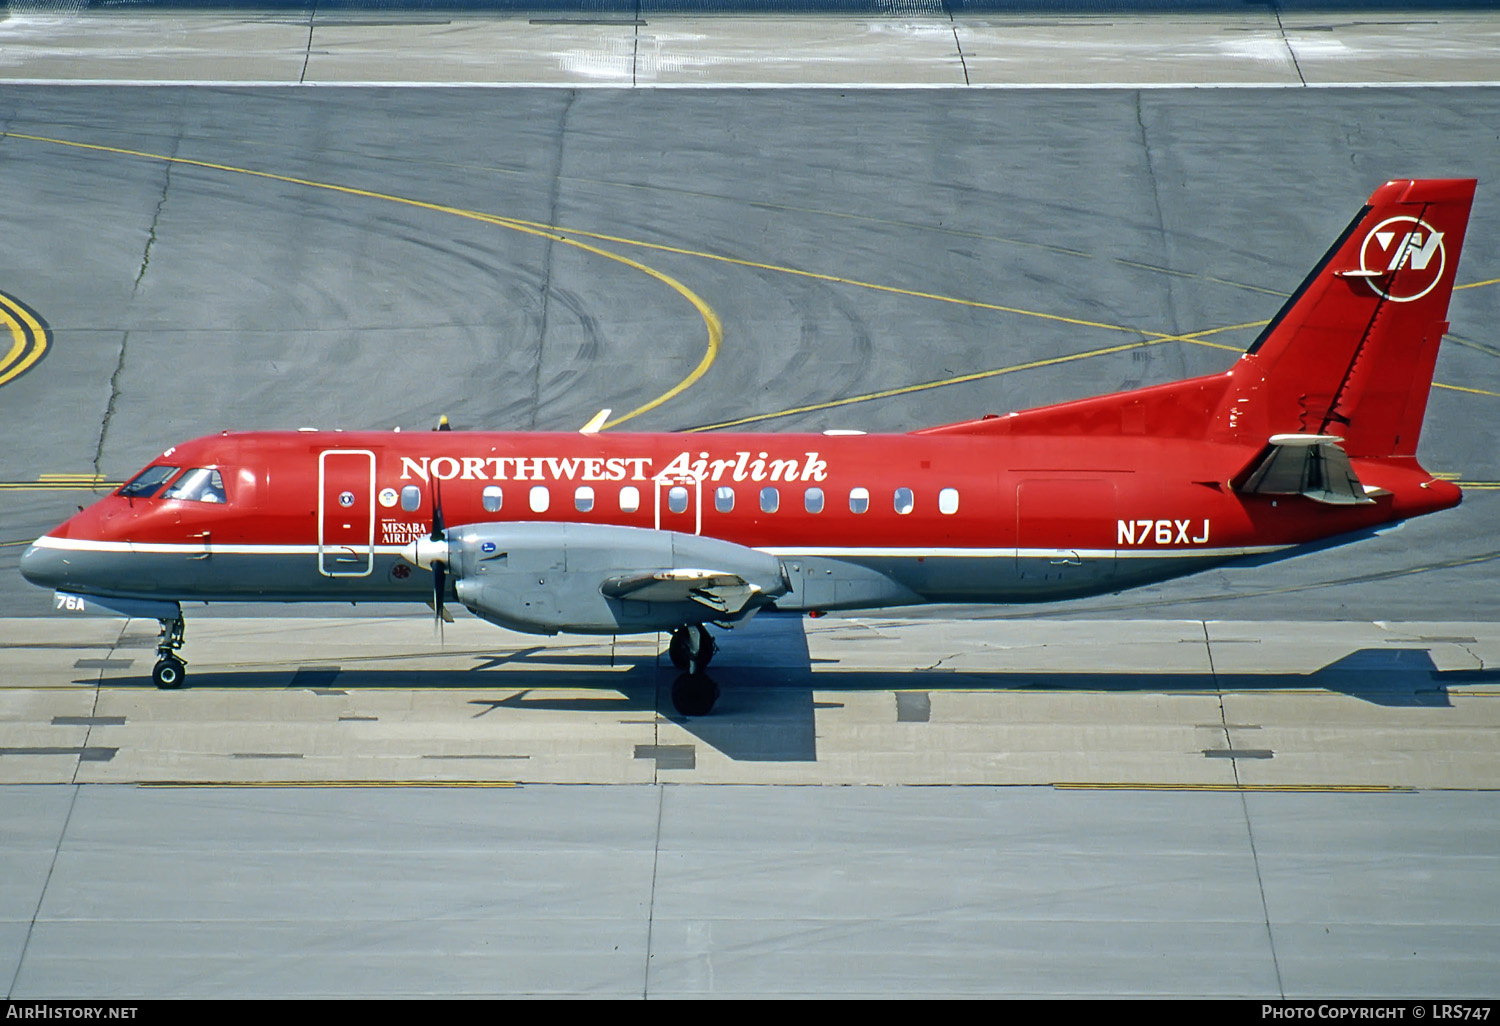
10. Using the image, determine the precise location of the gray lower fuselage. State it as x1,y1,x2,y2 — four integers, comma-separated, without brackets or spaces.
22,539,1244,631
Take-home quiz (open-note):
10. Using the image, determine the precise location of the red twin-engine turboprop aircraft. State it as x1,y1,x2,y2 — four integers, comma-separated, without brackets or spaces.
21,178,1476,714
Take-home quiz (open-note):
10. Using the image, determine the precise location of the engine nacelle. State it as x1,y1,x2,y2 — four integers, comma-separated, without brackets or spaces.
446,522,790,635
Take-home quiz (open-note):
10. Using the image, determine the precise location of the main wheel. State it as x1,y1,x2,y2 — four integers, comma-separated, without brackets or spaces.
667,629,691,670
152,657,186,690
667,626,716,674
671,673,719,717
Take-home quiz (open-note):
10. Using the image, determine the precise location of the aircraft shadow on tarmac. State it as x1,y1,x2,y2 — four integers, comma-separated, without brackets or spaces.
84,619,1499,763
461,647,1489,762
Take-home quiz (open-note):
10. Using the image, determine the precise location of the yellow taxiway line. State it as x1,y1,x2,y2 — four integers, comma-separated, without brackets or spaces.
687,321,1258,431
1435,382,1500,397
137,780,521,788
2,131,720,428
4,131,1496,425
1053,782,1417,793
0,478,121,491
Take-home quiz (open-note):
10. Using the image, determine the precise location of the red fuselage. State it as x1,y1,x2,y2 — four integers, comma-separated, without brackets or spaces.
25,424,1458,611
20,177,1477,652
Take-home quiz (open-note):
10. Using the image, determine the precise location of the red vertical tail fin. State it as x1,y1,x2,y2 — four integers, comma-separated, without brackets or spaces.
1217,178,1475,458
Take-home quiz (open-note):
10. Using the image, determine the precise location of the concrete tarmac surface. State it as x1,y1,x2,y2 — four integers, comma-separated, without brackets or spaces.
4,782,1498,997
1,9,1498,1000
2,615,1499,788
4,610,1498,996
1,6,1498,87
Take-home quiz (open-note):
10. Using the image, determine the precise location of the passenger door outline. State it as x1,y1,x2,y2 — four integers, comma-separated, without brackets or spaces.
318,449,376,577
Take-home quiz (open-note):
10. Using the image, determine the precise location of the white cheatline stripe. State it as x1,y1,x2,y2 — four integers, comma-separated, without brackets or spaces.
30,536,406,556
764,545,1288,560
33,535,1288,560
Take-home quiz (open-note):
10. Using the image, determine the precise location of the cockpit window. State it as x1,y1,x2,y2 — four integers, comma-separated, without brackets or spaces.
118,465,180,499
163,468,227,503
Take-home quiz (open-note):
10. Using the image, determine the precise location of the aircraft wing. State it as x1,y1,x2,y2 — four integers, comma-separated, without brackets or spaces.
602,569,762,614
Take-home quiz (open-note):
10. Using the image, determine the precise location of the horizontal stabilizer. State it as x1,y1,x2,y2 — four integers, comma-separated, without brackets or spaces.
602,568,761,614
1235,434,1374,506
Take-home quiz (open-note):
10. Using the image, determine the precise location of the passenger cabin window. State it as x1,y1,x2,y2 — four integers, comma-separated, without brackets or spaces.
163,468,226,504
939,488,960,515
118,465,179,499
530,486,550,513
894,487,915,515
620,486,640,513
804,487,824,514
402,485,422,512
760,487,780,513
575,486,594,513
715,486,735,513
849,487,870,514
668,486,689,514
481,485,502,513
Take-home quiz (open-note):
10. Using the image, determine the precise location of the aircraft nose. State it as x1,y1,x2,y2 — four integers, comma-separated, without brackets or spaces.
19,540,64,589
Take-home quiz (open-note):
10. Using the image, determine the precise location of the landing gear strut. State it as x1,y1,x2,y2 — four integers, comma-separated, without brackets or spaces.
152,614,187,689
667,626,719,717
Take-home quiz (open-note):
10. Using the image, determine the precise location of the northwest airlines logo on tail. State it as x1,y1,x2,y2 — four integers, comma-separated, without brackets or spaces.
1358,215,1446,302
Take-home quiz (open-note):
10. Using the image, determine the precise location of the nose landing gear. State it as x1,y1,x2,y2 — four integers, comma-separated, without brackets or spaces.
152,614,187,689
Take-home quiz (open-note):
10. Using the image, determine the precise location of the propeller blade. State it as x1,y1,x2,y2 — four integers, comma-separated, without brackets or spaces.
432,559,447,628
431,477,446,540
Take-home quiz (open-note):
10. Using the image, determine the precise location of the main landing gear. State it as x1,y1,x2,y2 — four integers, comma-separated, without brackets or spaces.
152,614,187,689
667,625,719,717
667,625,717,675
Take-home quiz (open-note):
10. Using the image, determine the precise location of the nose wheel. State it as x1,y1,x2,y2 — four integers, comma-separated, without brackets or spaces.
152,655,186,689
152,614,187,689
